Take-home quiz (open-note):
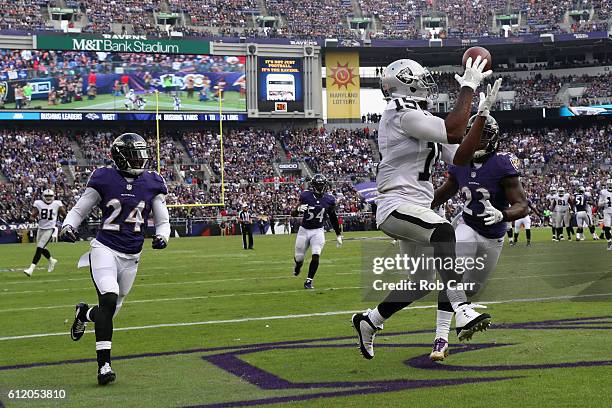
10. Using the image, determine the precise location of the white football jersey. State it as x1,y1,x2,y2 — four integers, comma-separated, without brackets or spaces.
375,97,456,225
599,189,612,214
552,193,570,213
34,200,63,229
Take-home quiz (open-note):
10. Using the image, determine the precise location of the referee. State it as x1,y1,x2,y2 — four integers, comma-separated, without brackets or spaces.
238,204,254,250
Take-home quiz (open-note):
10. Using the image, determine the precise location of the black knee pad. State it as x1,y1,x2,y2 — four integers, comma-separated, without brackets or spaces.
431,223,455,244
99,293,118,316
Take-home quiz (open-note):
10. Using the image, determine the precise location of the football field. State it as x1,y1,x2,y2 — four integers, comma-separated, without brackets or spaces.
0,229,610,407
15,92,245,112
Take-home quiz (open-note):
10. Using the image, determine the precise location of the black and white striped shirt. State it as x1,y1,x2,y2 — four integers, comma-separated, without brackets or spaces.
239,210,251,224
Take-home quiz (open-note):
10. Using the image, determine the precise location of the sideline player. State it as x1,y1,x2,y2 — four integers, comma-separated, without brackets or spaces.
598,179,612,250
292,174,342,289
511,198,539,246
352,56,501,360
60,133,170,385
429,114,529,360
551,186,572,241
574,186,599,241
23,189,65,276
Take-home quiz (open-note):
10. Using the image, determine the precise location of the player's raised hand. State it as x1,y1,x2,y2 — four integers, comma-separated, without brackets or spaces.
297,204,308,213
477,78,502,117
59,225,78,243
152,235,168,250
336,235,343,248
482,200,505,225
455,56,493,91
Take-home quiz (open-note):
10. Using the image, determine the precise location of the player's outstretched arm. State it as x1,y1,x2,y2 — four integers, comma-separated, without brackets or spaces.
327,208,343,247
500,176,529,221
453,79,502,165
60,187,101,242
446,56,492,142
431,175,459,210
152,194,170,249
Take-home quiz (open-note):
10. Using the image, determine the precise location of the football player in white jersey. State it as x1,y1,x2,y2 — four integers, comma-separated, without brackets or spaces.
551,186,573,241
546,186,557,240
598,179,612,250
24,189,66,276
511,198,539,247
352,56,501,360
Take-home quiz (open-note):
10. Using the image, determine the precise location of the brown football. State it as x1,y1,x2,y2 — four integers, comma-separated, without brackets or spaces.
462,46,492,71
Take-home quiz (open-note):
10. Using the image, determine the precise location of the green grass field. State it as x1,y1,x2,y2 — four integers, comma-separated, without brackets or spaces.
0,229,610,407
14,92,245,112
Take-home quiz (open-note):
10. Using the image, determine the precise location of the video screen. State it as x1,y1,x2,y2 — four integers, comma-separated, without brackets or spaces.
0,50,246,112
258,57,304,112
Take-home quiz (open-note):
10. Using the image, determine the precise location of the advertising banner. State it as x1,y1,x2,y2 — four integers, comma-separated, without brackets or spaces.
326,51,360,120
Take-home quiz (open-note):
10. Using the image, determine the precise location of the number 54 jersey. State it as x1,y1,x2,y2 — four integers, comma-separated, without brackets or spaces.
87,167,167,254
299,190,336,229
449,152,520,239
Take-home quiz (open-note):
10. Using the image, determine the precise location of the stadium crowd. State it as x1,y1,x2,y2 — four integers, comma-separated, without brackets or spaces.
1,121,610,228
0,0,608,41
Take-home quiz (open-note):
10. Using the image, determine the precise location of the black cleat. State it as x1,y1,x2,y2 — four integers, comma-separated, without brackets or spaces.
97,363,116,386
304,280,314,290
70,302,89,341
351,310,381,359
294,265,302,276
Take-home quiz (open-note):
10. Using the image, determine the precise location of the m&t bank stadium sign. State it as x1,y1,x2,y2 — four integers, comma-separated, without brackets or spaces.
35,35,210,54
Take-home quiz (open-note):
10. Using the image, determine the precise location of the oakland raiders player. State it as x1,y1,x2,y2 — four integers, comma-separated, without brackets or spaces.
352,56,501,360
574,186,598,241
598,179,612,250
428,114,529,361
60,133,170,385
551,186,573,241
546,186,557,240
23,189,66,277
292,174,342,289
511,198,539,246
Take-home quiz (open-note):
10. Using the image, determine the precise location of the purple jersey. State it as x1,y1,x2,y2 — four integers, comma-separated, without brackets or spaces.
449,152,520,239
299,190,336,229
87,167,167,254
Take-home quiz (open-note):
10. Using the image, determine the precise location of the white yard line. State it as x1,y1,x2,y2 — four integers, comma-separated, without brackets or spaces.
1,293,610,341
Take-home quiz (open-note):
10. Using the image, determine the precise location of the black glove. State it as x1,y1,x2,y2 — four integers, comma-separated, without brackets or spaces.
152,235,168,250
59,225,78,243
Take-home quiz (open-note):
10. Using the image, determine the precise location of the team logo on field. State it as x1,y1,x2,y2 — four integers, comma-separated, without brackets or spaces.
328,62,358,89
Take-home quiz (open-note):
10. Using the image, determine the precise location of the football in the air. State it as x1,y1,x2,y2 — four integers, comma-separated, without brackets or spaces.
462,46,492,70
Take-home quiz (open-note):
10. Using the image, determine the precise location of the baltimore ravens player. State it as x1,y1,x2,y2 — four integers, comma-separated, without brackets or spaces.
24,189,65,277
292,174,342,289
574,186,598,241
598,179,612,250
60,133,170,385
352,56,501,360
428,115,529,361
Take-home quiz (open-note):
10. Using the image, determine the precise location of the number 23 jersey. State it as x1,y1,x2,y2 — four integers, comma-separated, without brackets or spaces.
449,152,519,239
87,167,167,254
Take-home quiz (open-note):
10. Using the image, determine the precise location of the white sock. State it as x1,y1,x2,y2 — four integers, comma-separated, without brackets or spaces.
28,263,36,269
368,307,386,328
435,310,454,341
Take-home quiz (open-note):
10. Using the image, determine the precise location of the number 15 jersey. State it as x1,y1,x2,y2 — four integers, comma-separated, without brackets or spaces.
376,97,457,226
87,167,167,254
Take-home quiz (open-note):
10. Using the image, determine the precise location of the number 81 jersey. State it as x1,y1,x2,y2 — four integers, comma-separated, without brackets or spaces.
87,167,167,254
449,152,520,239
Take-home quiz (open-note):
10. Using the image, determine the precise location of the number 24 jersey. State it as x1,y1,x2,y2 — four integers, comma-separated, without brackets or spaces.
87,167,167,254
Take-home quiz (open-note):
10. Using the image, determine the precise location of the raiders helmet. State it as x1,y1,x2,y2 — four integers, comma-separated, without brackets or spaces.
42,189,55,204
549,186,557,194
111,133,151,176
311,174,328,195
380,59,438,102
607,179,612,190
558,186,566,196
467,115,500,162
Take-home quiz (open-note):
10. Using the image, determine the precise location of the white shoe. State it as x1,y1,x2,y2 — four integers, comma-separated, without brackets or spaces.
454,303,491,342
429,338,449,361
48,258,58,272
351,310,381,359
23,265,35,277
